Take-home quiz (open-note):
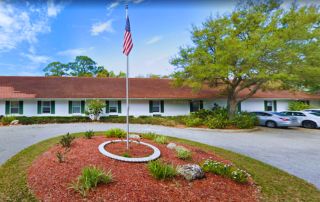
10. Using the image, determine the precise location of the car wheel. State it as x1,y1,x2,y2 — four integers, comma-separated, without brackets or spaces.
266,121,277,128
302,121,317,129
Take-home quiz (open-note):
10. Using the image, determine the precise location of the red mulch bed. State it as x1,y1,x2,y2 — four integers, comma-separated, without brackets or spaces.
105,141,154,157
27,135,259,202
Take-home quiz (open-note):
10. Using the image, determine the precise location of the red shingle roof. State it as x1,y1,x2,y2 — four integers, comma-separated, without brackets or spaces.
0,76,319,100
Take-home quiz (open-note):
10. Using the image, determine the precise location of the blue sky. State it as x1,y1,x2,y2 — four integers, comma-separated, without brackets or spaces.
0,0,237,77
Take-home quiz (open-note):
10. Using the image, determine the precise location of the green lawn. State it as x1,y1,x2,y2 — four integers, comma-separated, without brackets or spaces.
0,132,319,202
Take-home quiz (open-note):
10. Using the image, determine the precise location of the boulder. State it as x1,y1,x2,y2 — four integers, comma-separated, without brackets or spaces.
177,164,205,181
166,142,177,150
10,120,19,125
129,134,140,139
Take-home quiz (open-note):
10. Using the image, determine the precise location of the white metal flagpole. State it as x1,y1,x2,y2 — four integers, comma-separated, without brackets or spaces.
125,6,129,150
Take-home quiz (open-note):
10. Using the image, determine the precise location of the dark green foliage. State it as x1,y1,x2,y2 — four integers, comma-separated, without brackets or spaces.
232,112,258,129
1,116,16,125
84,130,94,139
122,152,131,158
69,166,113,197
105,128,126,138
59,133,75,148
147,160,176,180
56,151,64,163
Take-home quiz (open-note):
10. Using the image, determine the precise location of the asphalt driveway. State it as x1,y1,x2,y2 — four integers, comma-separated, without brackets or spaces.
0,123,319,189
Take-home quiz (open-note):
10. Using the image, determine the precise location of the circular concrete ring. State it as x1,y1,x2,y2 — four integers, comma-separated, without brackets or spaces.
98,140,161,162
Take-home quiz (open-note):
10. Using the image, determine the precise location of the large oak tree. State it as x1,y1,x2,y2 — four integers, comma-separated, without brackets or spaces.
171,0,320,118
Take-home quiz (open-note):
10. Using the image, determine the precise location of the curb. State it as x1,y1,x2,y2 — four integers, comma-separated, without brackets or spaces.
186,127,260,133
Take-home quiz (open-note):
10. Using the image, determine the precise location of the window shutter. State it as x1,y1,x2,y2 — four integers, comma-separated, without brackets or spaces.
19,101,23,115
37,101,42,114
81,101,85,114
200,100,204,109
68,101,72,114
273,100,277,112
5,101,10,115
51,101,55,114
106,101,109,113
190,101,193,112
237,101,241,112
264,101,268,111
118,100,122,113
149,100,153,113
160,100,164,113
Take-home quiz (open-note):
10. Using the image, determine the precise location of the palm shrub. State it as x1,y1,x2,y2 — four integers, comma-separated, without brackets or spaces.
69,166,113,197
59,133,75,148
153,135,168,144
105,128,126,138
147,160,176,180
84,130,94,139
176,147,192,160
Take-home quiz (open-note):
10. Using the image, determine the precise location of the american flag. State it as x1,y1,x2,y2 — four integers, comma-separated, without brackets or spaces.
123,6,133,56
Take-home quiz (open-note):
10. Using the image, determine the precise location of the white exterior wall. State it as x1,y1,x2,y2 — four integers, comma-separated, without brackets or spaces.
1,98,320,117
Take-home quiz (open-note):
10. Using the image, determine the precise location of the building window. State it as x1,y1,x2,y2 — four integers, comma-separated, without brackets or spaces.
109,101,118,113
42,101,51,114
72,101,81,114
264,100,277,111
190,100,203,112
10,101,20,114
152,100,160,113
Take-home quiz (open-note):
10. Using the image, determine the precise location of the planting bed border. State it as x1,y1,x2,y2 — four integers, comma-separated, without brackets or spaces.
98,139,161,162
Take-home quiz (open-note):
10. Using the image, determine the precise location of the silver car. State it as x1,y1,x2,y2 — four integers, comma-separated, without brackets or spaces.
250,111,299,128
280,111,320,129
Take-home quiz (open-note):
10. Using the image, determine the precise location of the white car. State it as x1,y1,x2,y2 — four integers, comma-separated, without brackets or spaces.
303,109,320,113
280,111,320,129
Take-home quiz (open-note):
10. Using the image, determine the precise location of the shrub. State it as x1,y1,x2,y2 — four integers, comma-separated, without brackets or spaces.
201,160,233,176
69,166,113,197
184,117,202,127
105,128,126,138
122,152,131,158
153,135,168,144
84,130,94,139
201,159,250,183
142,132,157,140
232,112,258,129
205,116,230,129
1,116,16,126
56,151,64,163
288,101,312,111
230,169,250,183
176,147,192,160
59,133,75,148
147,160,176,180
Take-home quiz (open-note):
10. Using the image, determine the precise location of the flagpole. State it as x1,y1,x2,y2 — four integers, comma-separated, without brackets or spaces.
125,6,129,150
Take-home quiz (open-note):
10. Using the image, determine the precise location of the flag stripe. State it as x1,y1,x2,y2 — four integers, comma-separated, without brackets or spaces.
123,15,133,56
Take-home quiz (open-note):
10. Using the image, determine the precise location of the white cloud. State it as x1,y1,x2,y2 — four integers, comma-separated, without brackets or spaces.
91,20,114,36
47,0,63,17
133,0,144,4
20,53,50,64
57,47,94,58
146,36,163,45
108,2,120,10
0,1,62,52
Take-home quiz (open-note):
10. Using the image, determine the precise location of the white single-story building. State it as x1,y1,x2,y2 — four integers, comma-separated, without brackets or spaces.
0,76,319,117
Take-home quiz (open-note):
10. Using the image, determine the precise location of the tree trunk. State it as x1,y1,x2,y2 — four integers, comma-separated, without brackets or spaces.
226,91,238,119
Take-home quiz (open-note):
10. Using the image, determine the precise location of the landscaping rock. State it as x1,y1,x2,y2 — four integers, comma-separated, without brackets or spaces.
10,120,19,125
129,134,140,139
177,164,205,181
166,142,177,149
